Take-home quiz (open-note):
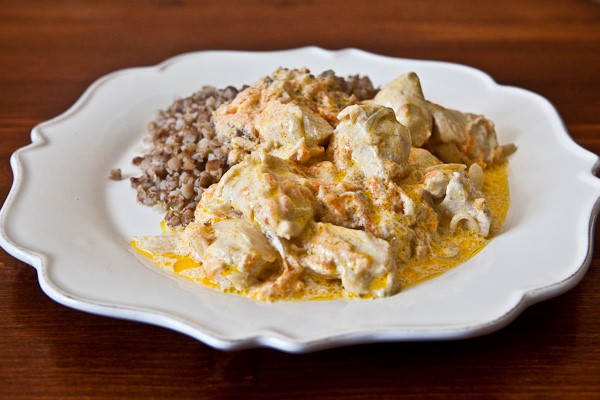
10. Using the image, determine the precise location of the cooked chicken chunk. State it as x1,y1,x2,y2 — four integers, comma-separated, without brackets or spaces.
422,165,492,236
255,100,332,163
315,181,373,230
400,147,444,185
213,68,366,164
329,104,412,180
296,222,399,297
374,72,516,166
196,151,317,239
427,103,516,167
201,219,280,291
306,156,419,246
373,72,433,147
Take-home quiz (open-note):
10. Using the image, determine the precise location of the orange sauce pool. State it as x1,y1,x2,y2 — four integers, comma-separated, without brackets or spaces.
399,162,510,288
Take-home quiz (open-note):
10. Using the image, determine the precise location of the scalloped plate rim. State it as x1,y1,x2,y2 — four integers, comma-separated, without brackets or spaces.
1,47,599,353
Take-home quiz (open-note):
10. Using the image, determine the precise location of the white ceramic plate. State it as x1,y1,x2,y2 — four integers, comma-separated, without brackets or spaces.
1,47,599,353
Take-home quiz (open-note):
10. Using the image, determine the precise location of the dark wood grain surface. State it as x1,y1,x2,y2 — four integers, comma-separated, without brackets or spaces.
1,1,599,398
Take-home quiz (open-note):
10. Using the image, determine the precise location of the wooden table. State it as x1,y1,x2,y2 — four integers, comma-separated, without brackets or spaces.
1,1,599,398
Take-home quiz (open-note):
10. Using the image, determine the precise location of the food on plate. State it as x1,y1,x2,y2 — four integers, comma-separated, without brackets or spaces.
373,72,516,166
130,86,241,227
130,73,376,227
130,68,514,301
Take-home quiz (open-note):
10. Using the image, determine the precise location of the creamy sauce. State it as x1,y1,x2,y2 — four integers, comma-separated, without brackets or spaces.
399,162,509,288
131,68,515,302
133,162,509,301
